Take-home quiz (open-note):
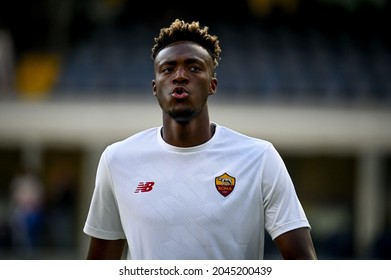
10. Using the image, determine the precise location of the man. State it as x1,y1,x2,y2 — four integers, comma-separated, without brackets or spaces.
83,19,317,260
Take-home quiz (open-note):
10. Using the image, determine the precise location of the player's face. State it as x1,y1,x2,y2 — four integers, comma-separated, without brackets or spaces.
152,41,217,123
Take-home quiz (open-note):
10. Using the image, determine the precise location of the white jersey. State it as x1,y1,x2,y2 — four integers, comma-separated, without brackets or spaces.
83,123,310,259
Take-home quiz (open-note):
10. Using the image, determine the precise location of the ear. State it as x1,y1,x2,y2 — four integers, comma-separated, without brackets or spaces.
152,80,157,96
209,77,217,96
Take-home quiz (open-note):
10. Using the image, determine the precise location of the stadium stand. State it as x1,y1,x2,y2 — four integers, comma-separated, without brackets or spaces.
53,20,391,104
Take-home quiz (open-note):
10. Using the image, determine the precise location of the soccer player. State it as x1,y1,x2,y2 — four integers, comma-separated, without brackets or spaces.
83,19,317,260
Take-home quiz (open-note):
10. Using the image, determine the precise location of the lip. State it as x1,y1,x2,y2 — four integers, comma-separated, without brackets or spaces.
171,86,189,99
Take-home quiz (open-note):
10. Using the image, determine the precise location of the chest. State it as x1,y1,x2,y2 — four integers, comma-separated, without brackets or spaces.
111,151,263,225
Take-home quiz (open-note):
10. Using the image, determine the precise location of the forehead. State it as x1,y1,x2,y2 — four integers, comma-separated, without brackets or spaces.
154,41,212,65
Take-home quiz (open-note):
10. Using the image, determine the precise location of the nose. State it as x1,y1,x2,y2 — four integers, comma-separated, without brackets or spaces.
173,67,188,84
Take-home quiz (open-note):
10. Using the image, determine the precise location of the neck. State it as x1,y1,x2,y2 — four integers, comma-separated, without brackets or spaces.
161,116,215,148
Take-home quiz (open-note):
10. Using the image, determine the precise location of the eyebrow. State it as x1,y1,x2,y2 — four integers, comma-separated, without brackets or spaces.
160,56,206,65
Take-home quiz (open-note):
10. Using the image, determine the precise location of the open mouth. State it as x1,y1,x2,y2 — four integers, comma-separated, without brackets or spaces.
171,87,189,99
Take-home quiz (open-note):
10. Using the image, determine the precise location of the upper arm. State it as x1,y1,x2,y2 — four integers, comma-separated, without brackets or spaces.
274,227,317,260
86,237,126,260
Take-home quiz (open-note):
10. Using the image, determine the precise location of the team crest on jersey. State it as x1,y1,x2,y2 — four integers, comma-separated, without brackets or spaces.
215,173,236,197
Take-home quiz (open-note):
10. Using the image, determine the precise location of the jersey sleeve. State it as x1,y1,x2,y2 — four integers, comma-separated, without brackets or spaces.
83,148,126,240
261,144,311,240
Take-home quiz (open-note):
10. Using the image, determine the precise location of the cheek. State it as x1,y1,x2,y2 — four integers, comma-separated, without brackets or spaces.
153,77,166,91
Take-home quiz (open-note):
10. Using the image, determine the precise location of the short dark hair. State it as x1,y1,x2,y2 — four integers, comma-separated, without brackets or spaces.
151,19,221,70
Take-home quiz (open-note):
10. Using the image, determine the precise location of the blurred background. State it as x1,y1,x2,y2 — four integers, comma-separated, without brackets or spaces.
0,0,390,259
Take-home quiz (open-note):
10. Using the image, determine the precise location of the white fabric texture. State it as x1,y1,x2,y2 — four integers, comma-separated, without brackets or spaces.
84,124,310,259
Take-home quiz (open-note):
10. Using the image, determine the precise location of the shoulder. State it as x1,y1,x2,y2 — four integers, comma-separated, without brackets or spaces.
217,124,273,152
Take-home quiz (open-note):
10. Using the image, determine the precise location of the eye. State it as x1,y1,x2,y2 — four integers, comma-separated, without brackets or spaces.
161,66,174,73
190,66,201,72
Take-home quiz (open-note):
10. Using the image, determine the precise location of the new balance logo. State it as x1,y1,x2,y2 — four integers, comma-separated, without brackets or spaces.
134,182,155,193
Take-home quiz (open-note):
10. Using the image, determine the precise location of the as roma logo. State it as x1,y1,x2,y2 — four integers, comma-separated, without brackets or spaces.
215,173,236,197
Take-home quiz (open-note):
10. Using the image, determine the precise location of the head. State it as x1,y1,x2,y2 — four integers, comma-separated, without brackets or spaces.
151,19,221,123
151,19,221,76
